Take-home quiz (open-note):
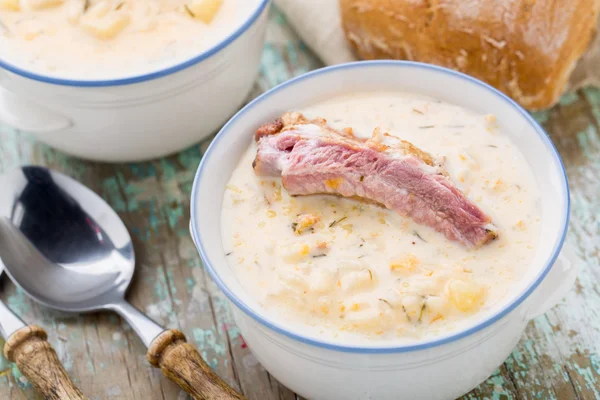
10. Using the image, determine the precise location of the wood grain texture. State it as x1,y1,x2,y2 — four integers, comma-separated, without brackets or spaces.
0,5,597,400
4,326,86,400
147,329,244,399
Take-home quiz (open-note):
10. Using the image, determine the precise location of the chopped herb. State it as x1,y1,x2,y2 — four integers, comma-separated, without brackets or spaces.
358,255,365,259
83,0,90,12
359,243,364,247
359,175,364,182
412,108,424,115
487,144,498,148
367,270,373,280
413,231,427,242
184,4,196,17
419,125,435,129
115,1,124,10
402,305,412,322
291,222,298,232
378,298,393,307
417,299,427,323
225,252,233,256
412,241,416,245
264,195,271,206
329,216,347,228
312,254,327,258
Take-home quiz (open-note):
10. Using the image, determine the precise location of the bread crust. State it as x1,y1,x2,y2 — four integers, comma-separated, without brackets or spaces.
340,0,600,110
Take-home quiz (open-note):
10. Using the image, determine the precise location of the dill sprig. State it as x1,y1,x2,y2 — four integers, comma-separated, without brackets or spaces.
329,216,347,228
184,4,196,17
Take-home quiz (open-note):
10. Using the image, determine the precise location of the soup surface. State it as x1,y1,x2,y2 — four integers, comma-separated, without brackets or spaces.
221,92,541,344
0,0,260,79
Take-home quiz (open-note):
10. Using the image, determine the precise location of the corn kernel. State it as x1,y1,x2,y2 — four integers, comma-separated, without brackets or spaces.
484,114,497,132
272,185,282,201
266,209,277,218
294,213,320,234
493,179,507,192
283,243,310,263
319,303,330,315
390,254,419,273
300,244,310,255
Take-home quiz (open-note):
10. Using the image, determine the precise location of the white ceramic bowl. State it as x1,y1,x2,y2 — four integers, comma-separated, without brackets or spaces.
0,1,270,162
190,61,576,400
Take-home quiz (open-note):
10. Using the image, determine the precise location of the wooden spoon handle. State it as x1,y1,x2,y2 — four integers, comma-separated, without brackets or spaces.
147,329,245,400
4,325,87,400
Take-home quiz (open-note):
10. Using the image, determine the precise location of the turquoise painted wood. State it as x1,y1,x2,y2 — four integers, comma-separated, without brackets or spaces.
0,6,598,400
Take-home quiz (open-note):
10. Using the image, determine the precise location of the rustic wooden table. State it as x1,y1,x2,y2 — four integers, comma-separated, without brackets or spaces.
0,6,599,400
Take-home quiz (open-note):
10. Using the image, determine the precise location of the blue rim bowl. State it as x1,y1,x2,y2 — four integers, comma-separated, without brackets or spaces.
0,0,270,87
190,60,570,354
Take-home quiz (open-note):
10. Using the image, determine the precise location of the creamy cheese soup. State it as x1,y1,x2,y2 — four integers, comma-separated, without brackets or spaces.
0,0,259,79
221,92,541,344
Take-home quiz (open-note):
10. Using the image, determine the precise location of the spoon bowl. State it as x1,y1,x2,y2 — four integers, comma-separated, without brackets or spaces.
0,167,134,312
0,166,244,399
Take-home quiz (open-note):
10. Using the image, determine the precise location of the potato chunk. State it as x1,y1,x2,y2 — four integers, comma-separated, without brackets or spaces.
81,13,130,39
446,279,486,312
22,0,64,10
0,0,19,11
338,269,374,292
80,1,130,40
185,0,223,23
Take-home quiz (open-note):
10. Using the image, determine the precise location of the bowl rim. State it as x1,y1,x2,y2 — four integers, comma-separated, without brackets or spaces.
0,0,270,88
190,60,570,354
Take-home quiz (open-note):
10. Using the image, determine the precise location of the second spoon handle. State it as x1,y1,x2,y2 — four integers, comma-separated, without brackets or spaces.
112,300,245,399
148,329,246,400
4,325,87,400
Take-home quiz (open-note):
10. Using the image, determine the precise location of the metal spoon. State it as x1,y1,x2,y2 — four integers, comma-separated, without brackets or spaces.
0,167,244,400
0,266,86,400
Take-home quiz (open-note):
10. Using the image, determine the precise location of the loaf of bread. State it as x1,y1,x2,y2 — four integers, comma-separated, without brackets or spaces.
340,0,600,110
